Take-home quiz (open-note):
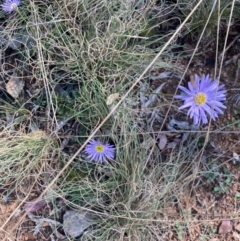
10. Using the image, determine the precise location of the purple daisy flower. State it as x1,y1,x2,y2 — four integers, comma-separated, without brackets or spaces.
84,139,115,163
1,0,20,13
174,74,227,125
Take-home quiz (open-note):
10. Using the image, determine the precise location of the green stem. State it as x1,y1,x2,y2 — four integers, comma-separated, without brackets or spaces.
16,8,27,23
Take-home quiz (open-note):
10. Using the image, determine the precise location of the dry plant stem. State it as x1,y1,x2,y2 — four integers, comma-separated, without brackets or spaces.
223,53,240,66
2,0,204,233
214,0,221,79
22,214,240,225
61,128,240,138
0,50,3,76
234,59,240,85
217,0,237,81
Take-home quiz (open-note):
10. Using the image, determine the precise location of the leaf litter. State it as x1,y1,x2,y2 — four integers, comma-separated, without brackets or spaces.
5,74,24,99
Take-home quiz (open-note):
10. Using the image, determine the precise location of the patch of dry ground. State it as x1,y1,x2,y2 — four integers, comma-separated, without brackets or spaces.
0,197,54,241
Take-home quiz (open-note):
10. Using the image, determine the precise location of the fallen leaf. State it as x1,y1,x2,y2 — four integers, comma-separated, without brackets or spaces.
218,220,232,234
23,198,46,213
140,137,155,150
233,152,239,161
233,231,240,240
158,134,167,150
106,93,119,105
6,75,24,98
235,223,240,232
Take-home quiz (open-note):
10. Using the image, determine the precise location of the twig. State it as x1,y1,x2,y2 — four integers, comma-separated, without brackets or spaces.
234,59,240,85
28,213,65,239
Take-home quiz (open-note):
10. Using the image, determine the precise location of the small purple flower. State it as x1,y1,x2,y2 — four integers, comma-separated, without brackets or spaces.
1,0,20,13
174,74,226,125
84,139,115,163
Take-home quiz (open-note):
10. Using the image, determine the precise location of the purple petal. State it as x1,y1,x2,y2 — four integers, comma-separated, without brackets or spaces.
193,113,199,125
178,85,193,96
179,101,193,110
199,107,208,124
188,81,196,93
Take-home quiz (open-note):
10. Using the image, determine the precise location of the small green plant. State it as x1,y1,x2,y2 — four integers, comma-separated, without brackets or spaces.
198,136,206,148
175,222,184,240
202,164,232,194
200,225,217,241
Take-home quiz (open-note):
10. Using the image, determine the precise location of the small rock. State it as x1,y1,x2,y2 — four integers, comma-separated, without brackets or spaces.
218,220,232,234
63,210,94,238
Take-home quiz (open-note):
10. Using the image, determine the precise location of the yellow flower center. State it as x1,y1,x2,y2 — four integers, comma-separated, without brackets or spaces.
194,92,207,105
95,145,104,153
